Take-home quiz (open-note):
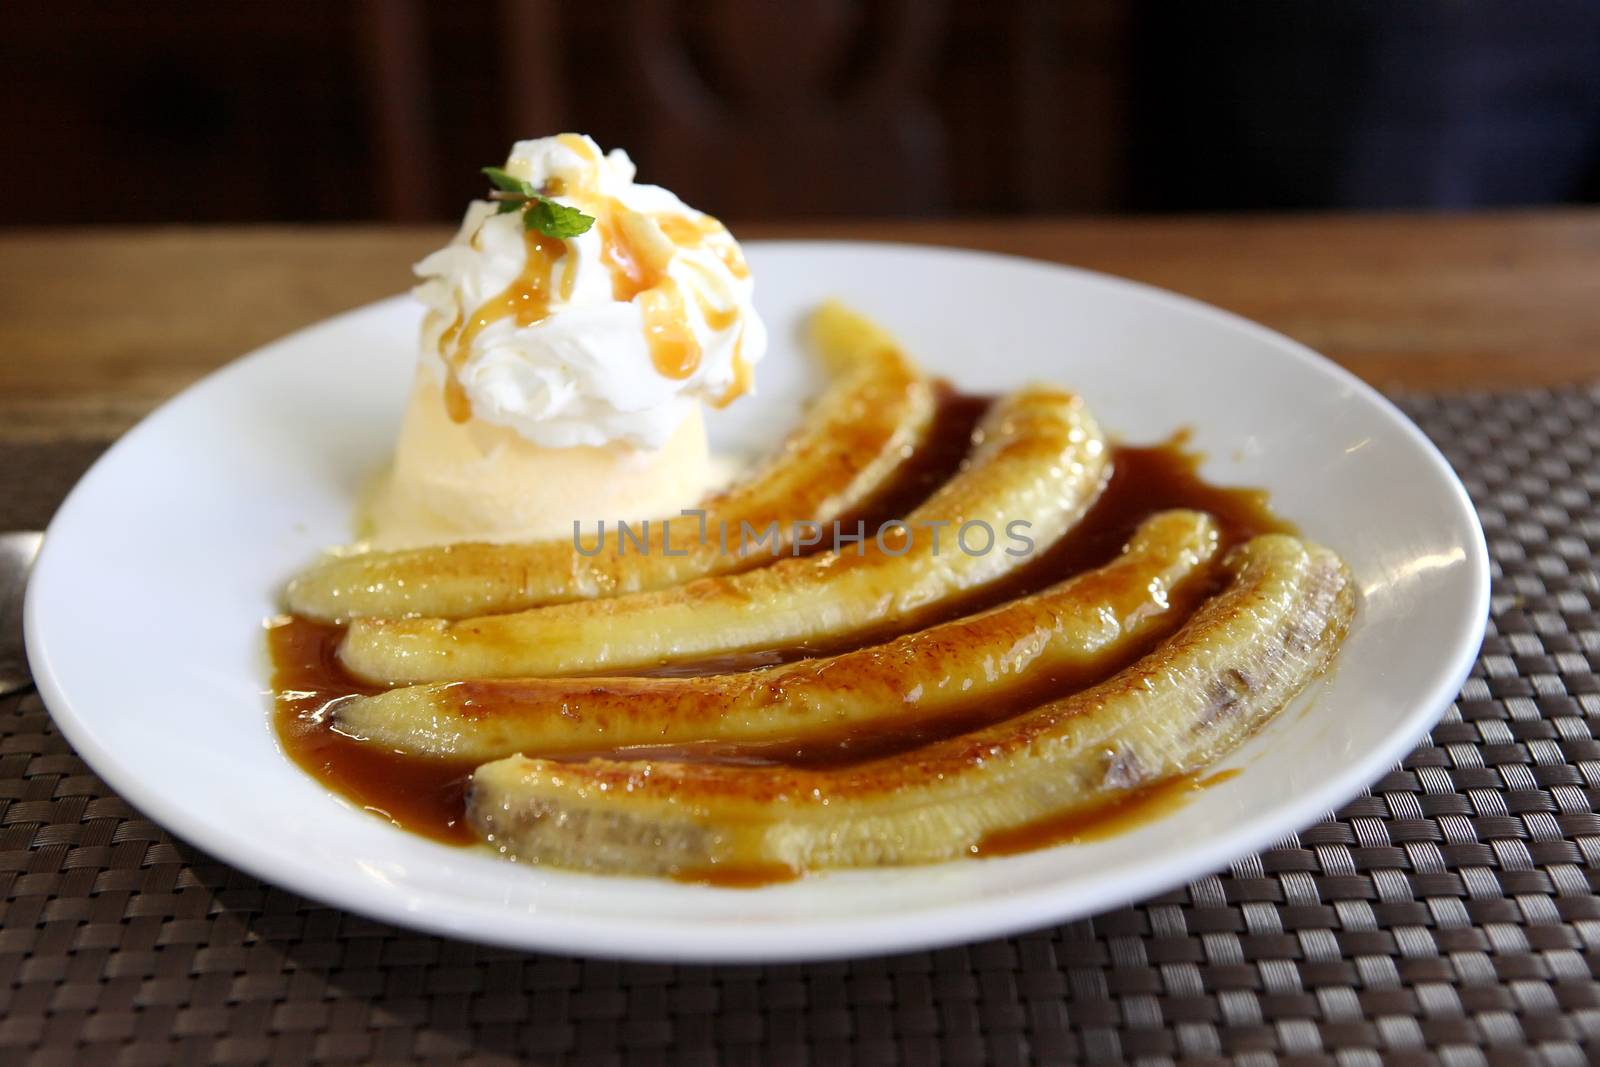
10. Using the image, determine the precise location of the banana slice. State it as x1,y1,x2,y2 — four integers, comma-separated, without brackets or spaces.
334,511,1219,760
466,534,1354,875
285,302,938,622
339,385,1111,684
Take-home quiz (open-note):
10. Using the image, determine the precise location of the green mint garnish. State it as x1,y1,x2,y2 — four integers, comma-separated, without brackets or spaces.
480,166,595,239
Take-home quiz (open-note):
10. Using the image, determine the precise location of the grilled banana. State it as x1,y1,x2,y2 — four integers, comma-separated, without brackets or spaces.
334,511,1219,759
285,302,938,621
466,534,1354,875
339,385,1111,684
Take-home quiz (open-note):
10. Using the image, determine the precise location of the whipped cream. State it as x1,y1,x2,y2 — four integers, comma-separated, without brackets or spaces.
412,134,766,448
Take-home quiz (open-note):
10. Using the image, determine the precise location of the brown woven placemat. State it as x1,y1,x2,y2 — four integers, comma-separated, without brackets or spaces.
4,388,1599,1066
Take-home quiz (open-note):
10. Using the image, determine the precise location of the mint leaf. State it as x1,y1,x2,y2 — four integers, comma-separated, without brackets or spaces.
481,166,534,196
523,196,596,239
481,164,594,238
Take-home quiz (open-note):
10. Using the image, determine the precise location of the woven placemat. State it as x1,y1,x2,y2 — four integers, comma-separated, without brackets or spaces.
3,388,1599,1066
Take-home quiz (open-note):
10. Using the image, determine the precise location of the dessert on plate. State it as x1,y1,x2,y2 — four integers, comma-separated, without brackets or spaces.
362,132,763,550
273,134,1356,884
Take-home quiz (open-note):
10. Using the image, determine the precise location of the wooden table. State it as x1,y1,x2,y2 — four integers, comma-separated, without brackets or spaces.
2,211,1598,442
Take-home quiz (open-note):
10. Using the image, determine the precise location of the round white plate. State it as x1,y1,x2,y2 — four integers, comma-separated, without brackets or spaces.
26,242,1488,963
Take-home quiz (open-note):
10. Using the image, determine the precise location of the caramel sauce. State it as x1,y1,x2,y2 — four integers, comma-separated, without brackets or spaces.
440,137,750,414
840,389,988,533
587,195,709,380
975,769,1243,855
655,213,724,248
540,140,743,381
595,208,659,301
439,232,572,422
656,213,750,279
671,862,802,888
717,245,751,280
958,424,1295,615
268,618,478,844
696,293,740,333
710,331,752,409
638,278,702,378
270,391,1288,858
555,132,599,163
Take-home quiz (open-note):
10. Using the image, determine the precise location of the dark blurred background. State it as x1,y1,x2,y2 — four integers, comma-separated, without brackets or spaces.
4,0,1600,227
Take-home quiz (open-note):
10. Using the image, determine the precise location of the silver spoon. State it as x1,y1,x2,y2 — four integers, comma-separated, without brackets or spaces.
0,531,44,696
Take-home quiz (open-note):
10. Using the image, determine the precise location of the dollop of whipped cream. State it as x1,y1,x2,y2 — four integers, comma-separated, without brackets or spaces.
413,134,766,448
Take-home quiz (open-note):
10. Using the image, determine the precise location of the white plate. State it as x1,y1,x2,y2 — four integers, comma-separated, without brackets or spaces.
25,241,1488,963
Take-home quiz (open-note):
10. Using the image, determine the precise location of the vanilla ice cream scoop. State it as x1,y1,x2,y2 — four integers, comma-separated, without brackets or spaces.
366,134,766,549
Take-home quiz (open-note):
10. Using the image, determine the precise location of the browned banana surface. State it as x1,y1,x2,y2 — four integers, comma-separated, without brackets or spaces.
466,534,1355,875
285,302,938,621
339,385,1110,683
333,511,1219,760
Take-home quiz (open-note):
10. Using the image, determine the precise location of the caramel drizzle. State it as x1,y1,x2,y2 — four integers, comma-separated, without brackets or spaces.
657,213,750,280
438,233,573,422
711,329,752,410
439,135,753,417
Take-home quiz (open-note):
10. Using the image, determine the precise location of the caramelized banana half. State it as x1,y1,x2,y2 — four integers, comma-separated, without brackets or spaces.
466,535,1354,875
340,385,1111,683
286,302,938,621
335,511,1219,759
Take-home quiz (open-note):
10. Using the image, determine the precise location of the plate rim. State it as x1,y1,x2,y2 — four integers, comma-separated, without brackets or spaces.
24,239,1490,962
